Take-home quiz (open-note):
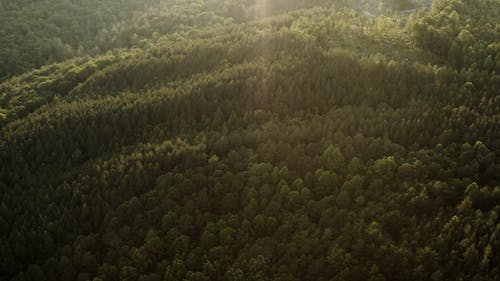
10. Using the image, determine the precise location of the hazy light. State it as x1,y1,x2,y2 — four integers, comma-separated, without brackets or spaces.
255,0,270,18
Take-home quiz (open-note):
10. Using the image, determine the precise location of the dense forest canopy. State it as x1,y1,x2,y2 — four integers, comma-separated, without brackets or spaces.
0,0,424,81
0,0,499,281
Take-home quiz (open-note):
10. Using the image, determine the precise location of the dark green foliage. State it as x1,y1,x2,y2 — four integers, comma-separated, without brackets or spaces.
0,1,499,281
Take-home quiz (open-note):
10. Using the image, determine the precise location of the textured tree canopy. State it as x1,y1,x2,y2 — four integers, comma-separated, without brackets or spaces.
0,0,499,281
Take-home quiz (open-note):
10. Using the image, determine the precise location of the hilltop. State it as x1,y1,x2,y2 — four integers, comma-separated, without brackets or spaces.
0,1,499,281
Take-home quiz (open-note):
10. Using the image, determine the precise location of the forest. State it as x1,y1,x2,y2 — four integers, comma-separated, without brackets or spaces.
0,0,499,281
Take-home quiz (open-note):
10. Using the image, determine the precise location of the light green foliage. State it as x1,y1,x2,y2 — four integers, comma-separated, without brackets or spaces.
409,0,499,71
0,1,499,281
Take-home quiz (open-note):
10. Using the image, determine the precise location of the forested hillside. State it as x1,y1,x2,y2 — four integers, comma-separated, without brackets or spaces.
0,0,421,81
0,0,499,281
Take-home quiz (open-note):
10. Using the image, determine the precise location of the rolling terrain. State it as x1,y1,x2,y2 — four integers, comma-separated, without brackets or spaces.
0,0,499,281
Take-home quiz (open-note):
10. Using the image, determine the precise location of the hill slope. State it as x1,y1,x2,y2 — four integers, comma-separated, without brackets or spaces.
0,1,499,281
